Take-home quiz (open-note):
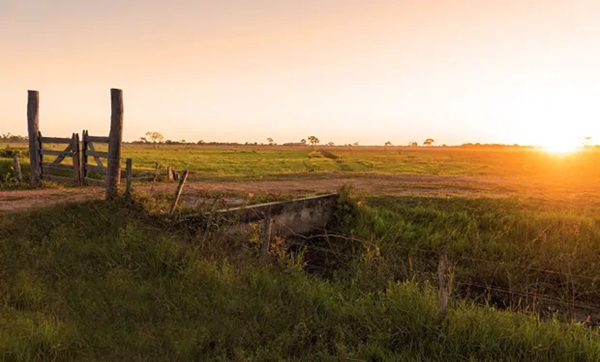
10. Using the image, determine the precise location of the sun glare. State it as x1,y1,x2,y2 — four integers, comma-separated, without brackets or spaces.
541,140,581,155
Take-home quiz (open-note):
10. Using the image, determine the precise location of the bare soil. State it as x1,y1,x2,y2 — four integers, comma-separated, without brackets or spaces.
1,173,598,213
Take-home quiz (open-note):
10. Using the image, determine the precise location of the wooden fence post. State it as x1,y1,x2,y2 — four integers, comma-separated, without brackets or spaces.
27,90,41,184
167,166,174,181
13,155,23,184
81,130,89,184
438,251,454,323
72,133,81,185
37,131,44,180
106,89,124,199
125,158,133,196
169,170,189,215
260,212,273,259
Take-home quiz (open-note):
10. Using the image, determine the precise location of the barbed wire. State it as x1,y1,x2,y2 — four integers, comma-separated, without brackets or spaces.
275,223,600,312
456,279,600,314
278,223,599,282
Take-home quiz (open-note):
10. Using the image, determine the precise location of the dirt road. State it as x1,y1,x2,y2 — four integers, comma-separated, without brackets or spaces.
1,173,597,213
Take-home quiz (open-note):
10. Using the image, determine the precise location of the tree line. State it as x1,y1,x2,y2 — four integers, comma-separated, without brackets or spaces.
0,133,27,143
134,132,441,147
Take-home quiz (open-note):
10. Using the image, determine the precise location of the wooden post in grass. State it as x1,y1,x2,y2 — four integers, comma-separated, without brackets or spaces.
13,155,22,184
260,211,273,259
167,166,174,181
106,88,124,199
72,133,81,185
82,130,89,182
438,251,454,322
169,170,189,215
125,158,133,196
27,90,41,184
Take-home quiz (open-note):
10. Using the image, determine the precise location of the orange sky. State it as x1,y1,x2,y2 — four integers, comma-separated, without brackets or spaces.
2,0,600,145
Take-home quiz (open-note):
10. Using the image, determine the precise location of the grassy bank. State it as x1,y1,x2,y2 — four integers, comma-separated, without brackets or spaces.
0,200,598,360
321,195,599,317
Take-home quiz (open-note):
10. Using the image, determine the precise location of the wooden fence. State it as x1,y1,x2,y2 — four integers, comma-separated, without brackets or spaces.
38,132,81,185
82,130,110,186
27,89,124,198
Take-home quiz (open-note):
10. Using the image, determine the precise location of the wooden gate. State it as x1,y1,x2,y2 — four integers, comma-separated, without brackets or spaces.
27,89,124,197
81,130,111,186
38,132,81,185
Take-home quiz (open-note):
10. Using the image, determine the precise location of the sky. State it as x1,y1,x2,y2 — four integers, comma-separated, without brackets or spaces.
2,0,600,146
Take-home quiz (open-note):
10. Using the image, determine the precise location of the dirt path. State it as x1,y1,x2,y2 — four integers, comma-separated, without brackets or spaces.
1,173,598,213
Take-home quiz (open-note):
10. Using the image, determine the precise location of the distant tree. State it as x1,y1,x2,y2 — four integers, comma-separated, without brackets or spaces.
138,137,148,143
327,142,334,146
408,141,418,147
384,141,392,152
146,132,164,143
300,138,307,146
180,139,186,144
308,136,320,146
267,137,274,145
423,138,435,146
197,140,205,145
353,142,359,147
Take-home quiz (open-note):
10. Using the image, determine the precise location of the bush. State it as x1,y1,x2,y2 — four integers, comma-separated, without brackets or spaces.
0,147,27,158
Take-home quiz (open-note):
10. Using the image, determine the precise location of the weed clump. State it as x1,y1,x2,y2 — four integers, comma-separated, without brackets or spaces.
0,146,27,158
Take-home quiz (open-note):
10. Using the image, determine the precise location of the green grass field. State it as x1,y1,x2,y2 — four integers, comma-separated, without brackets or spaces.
0,200,598,361
1,144,600,360
4,142,600,181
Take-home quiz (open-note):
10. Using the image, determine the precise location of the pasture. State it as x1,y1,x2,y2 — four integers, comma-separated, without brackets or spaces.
1,144,600,360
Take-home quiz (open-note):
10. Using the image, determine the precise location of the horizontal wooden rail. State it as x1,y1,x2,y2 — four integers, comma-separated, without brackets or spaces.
42,163,74,172
43,174,74,184
85,165,107,174
86,135,110,143
86,150,109,158
40,136,72,144
40,149,74,157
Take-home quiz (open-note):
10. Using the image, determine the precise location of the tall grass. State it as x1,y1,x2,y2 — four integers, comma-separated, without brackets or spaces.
344,196,600,314
0,200,598,360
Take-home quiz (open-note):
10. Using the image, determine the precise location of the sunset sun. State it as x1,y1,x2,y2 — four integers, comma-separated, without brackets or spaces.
540,138,582,155
542,142,580,155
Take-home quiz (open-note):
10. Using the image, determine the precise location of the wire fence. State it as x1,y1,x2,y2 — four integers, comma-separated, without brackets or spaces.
277,224,600,317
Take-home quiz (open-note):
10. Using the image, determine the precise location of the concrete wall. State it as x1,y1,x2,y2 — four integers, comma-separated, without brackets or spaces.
217,194,338,236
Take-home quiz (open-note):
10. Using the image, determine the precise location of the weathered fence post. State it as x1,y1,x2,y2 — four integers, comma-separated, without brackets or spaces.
106,89,124,199
81,130,89,183
260,212,273,259
125,158,133,197
37,131,44,180
13,155,23,184
169,170,189,215
27,90,41,184
167,166,174,181
438,251,454,323
72,133,81,185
